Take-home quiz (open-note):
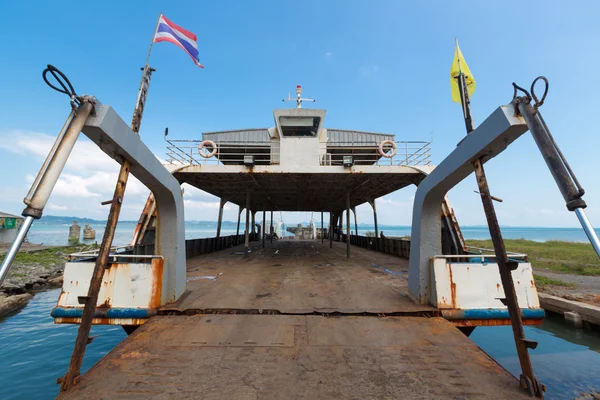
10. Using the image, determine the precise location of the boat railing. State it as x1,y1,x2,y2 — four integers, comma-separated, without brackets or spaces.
320,140,432,166
164,138,432,167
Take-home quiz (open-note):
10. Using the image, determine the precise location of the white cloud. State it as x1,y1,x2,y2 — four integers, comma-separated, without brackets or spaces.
0,131,156,220
325,51,333,60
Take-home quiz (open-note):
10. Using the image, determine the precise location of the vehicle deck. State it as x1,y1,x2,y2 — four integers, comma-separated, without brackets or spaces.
59,240,529,399
164,239,431,315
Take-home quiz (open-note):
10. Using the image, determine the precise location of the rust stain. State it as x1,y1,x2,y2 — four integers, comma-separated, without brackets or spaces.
149,258,165,309
448,267,456,308
98,298,111,308
452,318,544,327
55,317,149,326
496,283,501,291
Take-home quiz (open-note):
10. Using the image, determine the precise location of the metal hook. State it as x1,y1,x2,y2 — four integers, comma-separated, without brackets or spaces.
512,82,532,101
42,65,81,107
531,76,549,109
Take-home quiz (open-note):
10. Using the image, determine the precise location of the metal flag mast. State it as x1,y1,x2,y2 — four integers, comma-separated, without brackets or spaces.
60,13,162,391
452,39,545,398
283,85,315,108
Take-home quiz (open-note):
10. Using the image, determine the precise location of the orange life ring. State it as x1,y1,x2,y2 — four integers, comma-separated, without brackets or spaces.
378,140,397,158
198,140,217,158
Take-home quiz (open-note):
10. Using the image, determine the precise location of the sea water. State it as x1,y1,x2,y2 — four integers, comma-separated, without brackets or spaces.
26,221,600,246
1,289,599,399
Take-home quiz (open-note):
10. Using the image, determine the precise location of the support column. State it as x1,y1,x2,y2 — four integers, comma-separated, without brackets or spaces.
236,206,242,245
337,213,342,242
245,193,250,255
346,193,351,258
352,206,358,236
329,212,333,248
251,210,256,236
369,199,379,251
270,211,274,243
215,198,226,250
262,209,266,248
321,211,324,244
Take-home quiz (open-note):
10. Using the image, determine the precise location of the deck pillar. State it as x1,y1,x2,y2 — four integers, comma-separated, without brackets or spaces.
245,193,250,255
329,212,333,248
236,205,242,244
251,210,256,235
369,199,379,251
321,211,324,244
346,193,351,258
262,209,266,248
270,211,274,243
216,198,226,250
338,213,342,242
352,206,358,236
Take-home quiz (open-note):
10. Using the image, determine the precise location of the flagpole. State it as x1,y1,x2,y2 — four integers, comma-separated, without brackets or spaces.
60,14,161,392
145,12,162,68
454,43,544,397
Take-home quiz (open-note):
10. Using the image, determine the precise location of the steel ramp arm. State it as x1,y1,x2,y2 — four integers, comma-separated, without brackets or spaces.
0,99,95,286
517,99,600,259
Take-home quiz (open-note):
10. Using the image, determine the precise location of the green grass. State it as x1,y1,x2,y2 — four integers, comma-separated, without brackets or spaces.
13,246,82,267
532,274,576,288
466,238,600,276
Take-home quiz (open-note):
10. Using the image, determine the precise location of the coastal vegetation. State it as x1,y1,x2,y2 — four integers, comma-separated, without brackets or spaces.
466,239,600,276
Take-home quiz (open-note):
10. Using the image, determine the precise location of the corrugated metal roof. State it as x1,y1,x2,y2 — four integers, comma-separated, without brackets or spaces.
202,128,395,146
327,129,394,145
203,129,270,144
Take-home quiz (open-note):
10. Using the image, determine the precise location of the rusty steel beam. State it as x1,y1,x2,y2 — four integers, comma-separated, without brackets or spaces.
60,65,155,392
457,72,543,397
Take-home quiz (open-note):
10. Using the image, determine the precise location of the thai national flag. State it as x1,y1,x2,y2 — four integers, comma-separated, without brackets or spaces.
153,14,204,68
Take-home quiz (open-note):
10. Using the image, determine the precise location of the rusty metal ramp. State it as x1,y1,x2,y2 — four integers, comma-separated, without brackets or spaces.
59,314,529,399
164,240,431,315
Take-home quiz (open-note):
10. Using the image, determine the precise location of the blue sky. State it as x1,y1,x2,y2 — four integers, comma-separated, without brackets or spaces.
1,1,599,227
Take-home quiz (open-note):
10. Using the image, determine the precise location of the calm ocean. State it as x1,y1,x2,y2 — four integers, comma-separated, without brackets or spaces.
26,221,600,247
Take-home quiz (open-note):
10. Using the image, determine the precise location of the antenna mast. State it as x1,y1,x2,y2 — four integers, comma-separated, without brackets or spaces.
283,85,315,108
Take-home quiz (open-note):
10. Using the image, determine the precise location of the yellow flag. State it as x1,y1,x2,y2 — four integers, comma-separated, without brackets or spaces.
450,43,476,103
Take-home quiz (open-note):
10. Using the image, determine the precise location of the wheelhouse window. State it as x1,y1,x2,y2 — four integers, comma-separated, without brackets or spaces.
279,116,321,137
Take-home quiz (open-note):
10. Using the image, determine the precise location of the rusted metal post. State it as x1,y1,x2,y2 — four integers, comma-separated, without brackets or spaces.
270,211,274,244
352,206,358,236
346,194,351,258
245,193,250,255
262,209,266,248
60,64,156,392
456,70,543,397
369,199,379,251
236,206,242,244
321,211,324,244
215,198,226,251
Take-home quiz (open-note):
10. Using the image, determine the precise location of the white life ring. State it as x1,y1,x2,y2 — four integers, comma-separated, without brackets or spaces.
378,140,397,158
198,140,217,158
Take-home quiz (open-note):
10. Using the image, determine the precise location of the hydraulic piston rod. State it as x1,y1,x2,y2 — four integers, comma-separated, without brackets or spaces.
0,98,94,286
516,88,600,259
